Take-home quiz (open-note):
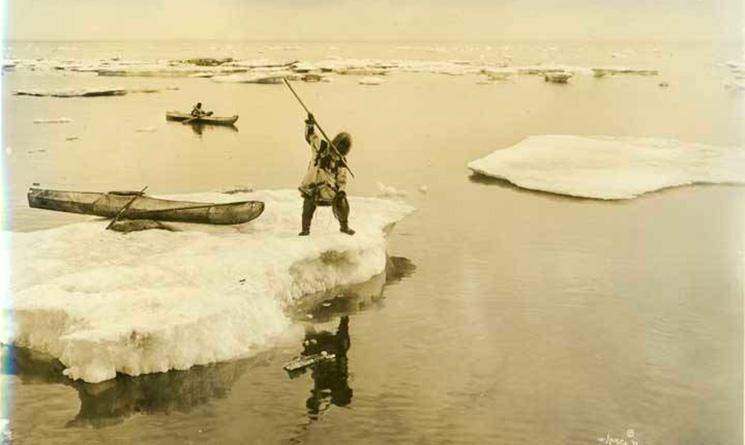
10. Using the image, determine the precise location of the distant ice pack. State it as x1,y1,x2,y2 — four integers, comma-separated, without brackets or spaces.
2,190,413,383
468,135,745,199
4,55,662,84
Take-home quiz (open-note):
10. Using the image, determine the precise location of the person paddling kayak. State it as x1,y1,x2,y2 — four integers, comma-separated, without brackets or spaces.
190,102,213,117
299,113,355,236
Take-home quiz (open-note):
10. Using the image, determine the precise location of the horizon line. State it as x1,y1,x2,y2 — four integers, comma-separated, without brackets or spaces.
5,37,743,44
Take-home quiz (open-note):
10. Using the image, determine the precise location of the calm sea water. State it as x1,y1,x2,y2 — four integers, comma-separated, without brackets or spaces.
2,40,744,444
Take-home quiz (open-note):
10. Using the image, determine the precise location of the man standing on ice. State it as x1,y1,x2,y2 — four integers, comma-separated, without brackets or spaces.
298,112,355,236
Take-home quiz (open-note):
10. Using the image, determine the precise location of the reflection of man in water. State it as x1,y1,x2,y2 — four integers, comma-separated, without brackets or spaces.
302,316,352,416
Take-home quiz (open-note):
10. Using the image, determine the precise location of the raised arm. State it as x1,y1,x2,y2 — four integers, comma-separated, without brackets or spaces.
304,113,325,156
304,113,316,143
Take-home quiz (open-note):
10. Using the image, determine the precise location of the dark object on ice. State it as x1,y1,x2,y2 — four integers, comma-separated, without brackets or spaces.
544,72,572,83
166,111,238,126
109,219,176,233
302,73,323,82
28,187,264,225
182,57,234,66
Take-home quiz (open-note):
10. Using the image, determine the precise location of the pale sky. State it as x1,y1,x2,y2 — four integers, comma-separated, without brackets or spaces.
6,0,744,41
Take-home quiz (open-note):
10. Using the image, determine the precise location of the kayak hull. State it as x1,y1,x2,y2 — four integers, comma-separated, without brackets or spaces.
166,112,239,126
27,188,264,225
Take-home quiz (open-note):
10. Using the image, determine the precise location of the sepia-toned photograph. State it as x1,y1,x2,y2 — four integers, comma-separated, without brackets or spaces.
0,1,743,444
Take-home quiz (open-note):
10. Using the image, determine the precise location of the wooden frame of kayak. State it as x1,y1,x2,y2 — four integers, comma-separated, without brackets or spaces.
27,188,264,225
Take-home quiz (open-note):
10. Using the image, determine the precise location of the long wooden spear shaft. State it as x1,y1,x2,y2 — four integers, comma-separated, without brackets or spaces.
283,78,354,177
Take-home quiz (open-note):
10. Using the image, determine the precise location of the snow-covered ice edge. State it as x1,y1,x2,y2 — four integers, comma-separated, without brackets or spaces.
2,189,413,383
468,135,745,200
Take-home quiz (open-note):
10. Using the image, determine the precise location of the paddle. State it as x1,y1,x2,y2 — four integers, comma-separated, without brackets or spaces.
282,78,354,177
105,186,148,230
182,116,200,125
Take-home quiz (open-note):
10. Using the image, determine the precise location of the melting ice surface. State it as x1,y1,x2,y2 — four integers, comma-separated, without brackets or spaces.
468,135,745,199
2,190,413,383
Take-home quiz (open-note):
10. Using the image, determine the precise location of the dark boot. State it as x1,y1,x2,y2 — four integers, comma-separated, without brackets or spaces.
299,196,316,236
333,193,355,235
339,223,355,236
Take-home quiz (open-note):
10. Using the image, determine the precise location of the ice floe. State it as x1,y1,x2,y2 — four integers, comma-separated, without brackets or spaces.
376,182,407,198
129,86,179,94
211,71,294,84
592,67,659,78
16,86,176,97
723,60,745,90
724,80,745,91
481,69,515,81
544,72,573,83
221,185,254,195
468,135,745,199
33,117,72,124
14,87,127,98
358,77,384,86
3,190,412,383
5,55,655,83
179,57,234,67
300,73,327,82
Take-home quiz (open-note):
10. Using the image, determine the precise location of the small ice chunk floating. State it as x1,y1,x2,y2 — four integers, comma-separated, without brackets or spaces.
33,117,72,124
3,190,413,383
358,77,385,86
592,67,659,78
14,87,127,97
468,135,745,199
544,72,573,83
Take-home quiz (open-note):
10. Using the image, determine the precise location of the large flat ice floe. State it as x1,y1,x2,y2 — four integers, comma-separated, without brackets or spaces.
468,135,745,199
2,190,412,383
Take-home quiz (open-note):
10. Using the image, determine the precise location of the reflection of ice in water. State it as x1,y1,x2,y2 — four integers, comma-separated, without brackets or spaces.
2,344,259,428
2,256,415,428
285,256,416,422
